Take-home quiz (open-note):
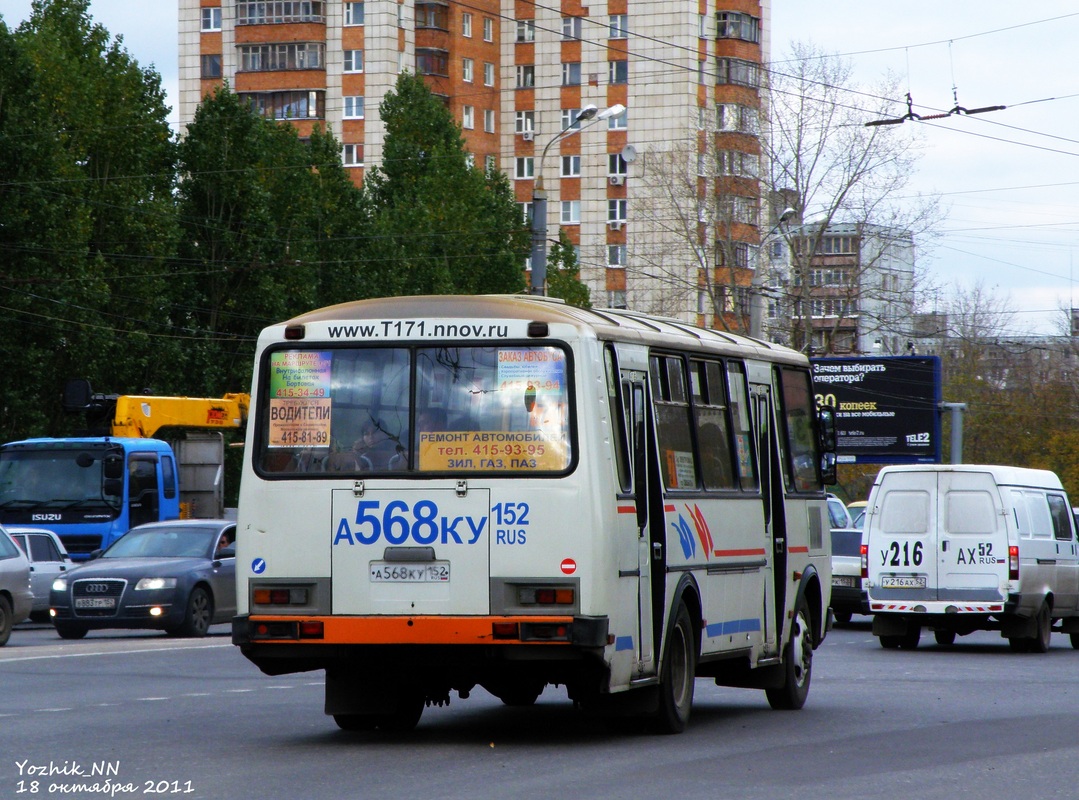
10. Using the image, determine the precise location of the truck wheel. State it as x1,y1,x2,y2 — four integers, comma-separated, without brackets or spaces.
0,596,12,646
933,629,956,646
653,603,696,733
55,622,89,640
333,714,378,732
833,610,852,626
879,635,901,649
1031,603,1052,654
1070,633,1079,650
898,625,921,650
766,596,813,710
174,587,213,637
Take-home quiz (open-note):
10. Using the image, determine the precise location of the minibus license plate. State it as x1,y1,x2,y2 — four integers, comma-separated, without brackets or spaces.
880,576,925,589
370,562,450,583
75,597,116,609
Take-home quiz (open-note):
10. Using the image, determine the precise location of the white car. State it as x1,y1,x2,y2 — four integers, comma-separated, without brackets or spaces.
0,524,34,645
7,527,72,621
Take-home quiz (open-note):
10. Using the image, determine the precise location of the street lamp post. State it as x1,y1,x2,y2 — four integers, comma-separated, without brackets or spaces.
530,103,626,296
749,206,796,338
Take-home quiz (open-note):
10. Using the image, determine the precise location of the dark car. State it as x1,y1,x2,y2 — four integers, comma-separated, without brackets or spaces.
49,519,235,639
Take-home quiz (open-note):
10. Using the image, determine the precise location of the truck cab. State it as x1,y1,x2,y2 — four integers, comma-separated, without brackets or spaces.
0,438,181,559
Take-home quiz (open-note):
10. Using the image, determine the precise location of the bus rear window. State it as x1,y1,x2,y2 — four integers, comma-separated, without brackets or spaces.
257,345,572,475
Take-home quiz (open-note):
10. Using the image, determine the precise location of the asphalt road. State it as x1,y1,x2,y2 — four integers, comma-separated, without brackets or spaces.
2,617,1079,800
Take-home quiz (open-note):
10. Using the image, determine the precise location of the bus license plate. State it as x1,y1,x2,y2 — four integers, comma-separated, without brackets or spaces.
75,597,116,609
370,562,450,583
880,576,926,589
832,576,856,588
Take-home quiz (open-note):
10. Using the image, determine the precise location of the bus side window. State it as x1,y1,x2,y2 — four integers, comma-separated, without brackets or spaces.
650,354,698,491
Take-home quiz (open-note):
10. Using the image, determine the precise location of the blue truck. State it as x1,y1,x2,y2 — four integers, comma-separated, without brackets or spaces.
0,384,247,559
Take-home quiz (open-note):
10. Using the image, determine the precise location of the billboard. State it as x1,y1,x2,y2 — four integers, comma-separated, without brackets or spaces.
810,356,942,464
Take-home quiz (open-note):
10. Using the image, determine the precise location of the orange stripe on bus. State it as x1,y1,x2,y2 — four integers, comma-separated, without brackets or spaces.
664,504,675,513
712,548,767,557
249,615,576,645
788,546,809,553
617,505,636,514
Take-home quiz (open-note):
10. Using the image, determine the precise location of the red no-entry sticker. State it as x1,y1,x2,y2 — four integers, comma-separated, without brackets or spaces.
560,558,576,574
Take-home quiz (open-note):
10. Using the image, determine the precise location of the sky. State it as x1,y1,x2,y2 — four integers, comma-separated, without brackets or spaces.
1,1,1077,336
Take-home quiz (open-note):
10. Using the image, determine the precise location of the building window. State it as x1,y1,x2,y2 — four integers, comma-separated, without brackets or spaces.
516,19,535,42
342,144,364,166
484,109,495,133
562,62,581,86
462,105,474,130
608,199,627,223
561,108,581,130
240,90,325,120
717,103,759,134
201,54,222,78
462,11,472,36
201,7,222,31
483,17,493,42
344,2,365,26
343,95,365,119
239,43,325,71
397,3,404,27
717,150,759,178
416,2,448,29
561,201,581,224
561,155,581,177
515,157,534,179
607,108,628,130
608,290,627,309
483,62,495,86
516,64,535,88
519,201,533,224
716,58,760,88
485,154,497,171
462,58,473,83
698,14,708,38
609,14,628,38
717,12,760,43
344,49,363,73
417,49,448,76
609,60,628,84
717,242,750,268
465,153,475,168
608,153,627,177
608,244,627,267
562,16,582,39
515,111,534,133
236,2,324,24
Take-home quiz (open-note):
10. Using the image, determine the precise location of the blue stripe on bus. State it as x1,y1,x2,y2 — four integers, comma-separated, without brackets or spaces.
615,636,635,651
704,618,761,637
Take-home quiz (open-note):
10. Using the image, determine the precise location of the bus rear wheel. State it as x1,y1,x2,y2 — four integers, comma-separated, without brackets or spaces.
766,596,813,710
653,603,696,734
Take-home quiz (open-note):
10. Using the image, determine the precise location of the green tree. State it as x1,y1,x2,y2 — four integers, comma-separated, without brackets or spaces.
546,229,591,308
175,84,330,394
361,73,527,297
0,0,179,437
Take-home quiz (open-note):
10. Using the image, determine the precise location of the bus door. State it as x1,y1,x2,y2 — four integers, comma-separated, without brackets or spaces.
622,369,657,673
751,385,785,652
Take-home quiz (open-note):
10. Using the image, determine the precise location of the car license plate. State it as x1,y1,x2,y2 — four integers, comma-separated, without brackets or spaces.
370,562,450,583
75,597,116,609
832,576,856,588
880,576,926,589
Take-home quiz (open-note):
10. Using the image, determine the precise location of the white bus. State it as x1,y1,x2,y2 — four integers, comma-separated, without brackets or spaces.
233,295,837,733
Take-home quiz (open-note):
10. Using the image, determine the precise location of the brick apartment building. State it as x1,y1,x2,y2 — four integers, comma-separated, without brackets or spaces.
178,0,770,321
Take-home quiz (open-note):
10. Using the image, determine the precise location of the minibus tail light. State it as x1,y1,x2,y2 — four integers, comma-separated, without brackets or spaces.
1009,545,1019,581
860,543,868,579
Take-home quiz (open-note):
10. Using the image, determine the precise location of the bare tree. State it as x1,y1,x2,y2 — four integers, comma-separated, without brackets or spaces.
763,42,943,353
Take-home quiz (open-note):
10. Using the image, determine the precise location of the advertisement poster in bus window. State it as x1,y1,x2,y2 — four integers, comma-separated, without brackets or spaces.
417,347,569,471
267,351,333,448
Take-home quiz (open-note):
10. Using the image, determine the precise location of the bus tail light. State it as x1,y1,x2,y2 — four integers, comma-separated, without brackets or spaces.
253,587,309,606
250,620,324,640
492,622,519,639
860,543,868,579
518,587,575,606
1009,545,1019,581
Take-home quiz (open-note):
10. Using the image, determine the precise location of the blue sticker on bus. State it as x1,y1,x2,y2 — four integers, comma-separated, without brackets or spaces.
251,558,267,574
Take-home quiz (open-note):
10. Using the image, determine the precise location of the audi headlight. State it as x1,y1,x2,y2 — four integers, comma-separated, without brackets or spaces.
52,577,68,592
135,577,178,591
